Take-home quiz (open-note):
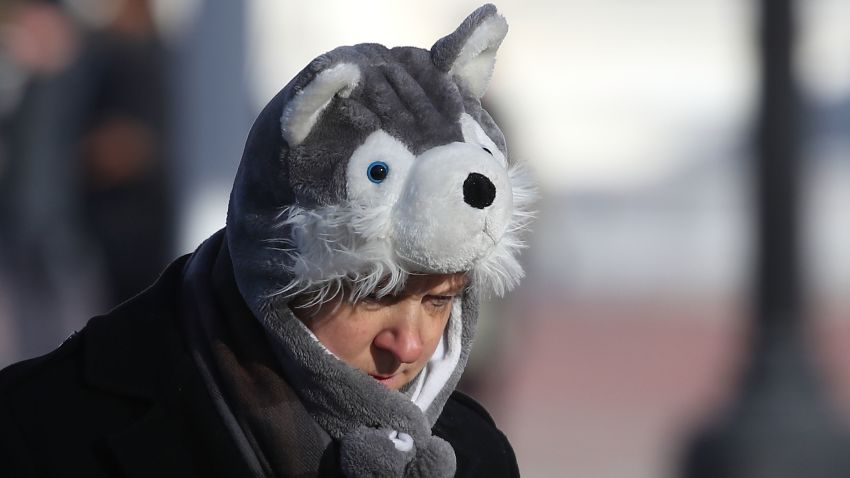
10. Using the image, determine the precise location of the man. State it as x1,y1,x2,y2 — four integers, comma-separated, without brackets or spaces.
291,272,468,392
0,5,533,476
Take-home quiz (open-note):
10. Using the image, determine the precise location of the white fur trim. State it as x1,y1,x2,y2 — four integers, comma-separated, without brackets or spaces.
410,297,463,413
472,161,536,297
281,63,361,146
265,155,533,303
448,15,508,98
390,142,506,273
265,159,534,303
267,116,535,303
346,130,415,208
265,201,407,306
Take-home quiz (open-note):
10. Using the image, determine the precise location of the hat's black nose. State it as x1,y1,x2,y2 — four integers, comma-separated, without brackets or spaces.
463,172,496,209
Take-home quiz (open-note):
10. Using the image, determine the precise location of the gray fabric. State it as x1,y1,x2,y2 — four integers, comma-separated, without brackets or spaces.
181,232,338,477
285,44,468,206
222,4,507,477
260,292,464,476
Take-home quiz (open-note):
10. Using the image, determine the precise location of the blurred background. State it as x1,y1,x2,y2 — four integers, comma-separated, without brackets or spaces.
0,0,848,476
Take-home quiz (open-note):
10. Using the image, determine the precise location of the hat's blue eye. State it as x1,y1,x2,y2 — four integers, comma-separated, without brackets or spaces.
367,161,389,183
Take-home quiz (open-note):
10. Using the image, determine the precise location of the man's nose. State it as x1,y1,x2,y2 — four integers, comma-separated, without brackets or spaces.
373,317,424,364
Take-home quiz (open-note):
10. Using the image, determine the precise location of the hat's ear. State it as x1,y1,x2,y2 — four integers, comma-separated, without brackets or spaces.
281,62,361,147
431,4,508,99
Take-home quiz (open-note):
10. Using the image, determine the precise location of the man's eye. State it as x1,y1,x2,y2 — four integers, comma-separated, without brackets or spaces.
362,293,398,306
358,294,382,308
364,293,385,303
427,296,453,308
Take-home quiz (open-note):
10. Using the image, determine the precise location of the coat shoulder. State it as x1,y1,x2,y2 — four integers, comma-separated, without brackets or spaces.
0,328,84,394
0,254,190,402
435,390,520,477
0,330,88,477
0,255,193,477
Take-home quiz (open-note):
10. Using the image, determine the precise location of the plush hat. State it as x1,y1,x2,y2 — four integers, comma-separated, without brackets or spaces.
223,4,534,476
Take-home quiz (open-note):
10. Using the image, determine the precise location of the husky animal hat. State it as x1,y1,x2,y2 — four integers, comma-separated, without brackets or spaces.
225,4,533,476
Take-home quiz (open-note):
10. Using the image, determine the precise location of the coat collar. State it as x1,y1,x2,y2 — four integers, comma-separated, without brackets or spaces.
81,240,253,476
102,349,252,477
83,254,190,401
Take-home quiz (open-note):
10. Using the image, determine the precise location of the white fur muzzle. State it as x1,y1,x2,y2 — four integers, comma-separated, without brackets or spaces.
265,137,535,305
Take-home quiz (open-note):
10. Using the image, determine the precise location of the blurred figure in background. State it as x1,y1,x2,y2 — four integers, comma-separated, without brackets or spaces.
0,0,95,363
0,0,173,362
77,0,173,305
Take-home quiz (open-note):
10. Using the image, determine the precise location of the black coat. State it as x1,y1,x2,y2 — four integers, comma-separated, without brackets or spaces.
0,256,520,477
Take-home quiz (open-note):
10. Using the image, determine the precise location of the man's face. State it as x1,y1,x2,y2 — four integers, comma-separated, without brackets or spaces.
293,273,466,390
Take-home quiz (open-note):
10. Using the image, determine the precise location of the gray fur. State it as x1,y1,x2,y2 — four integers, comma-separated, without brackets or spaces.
431,3,499,73
405,436,457,477
465,95,508,155
264,298,432,438
227,3,509,314
251,285,478,477
257,291,479,434
340,427,414,477
287,44,470,206
339,429,455,477
225,5,513,477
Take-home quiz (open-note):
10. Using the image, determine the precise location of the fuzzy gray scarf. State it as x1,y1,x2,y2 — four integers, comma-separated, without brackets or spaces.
182,231,338,476
182,231,477,477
